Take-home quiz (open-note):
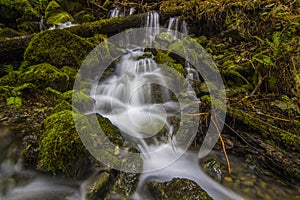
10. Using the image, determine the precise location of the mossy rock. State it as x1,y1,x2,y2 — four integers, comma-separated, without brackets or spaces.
148,178,212,200
45,1,74,25
74,10,95,23
97,115,124,146
0,0,40,23
104,172,139,199
24,29,94,68
17,21,39,34
63,90,94,113
154,50,184,75
51,100,77,114
18,63,69,92
0,27,22,38
38,110,87,175
86,171,110,200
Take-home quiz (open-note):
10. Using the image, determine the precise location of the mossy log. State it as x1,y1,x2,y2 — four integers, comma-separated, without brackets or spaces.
0,10,183,64
228,107,299,151
227,107,300,183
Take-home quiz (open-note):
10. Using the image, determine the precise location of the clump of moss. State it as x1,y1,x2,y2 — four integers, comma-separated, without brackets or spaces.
63,90,94,112
38,110,86,175
45,1,74,25
154,50,184,75
24,29,94,68
18,63,69,92
50,100,77,114
0,0,40,22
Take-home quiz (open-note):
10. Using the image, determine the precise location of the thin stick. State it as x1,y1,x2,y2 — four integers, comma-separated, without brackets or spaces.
184,112,209,117
211,116,231,174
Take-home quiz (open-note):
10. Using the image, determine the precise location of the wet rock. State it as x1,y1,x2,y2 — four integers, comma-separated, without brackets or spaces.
24,29,94,68
105,172,139,199
85,171,110,200
148,178,213,200
202,159,222,183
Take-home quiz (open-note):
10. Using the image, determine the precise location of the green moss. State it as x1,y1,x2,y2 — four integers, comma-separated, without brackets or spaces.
38,110,86,175
63,90,94,112
6,96,22,108
45,1,74,25
51,100,78,114
0,27,22,38
228,107,300,151
97,116,123,146
148,178,212,200
24,29,93,68
17,21,39,34
0,0,40,21
154,50,184,75
74,11,95,23
18,63,69,92
86,172,110,199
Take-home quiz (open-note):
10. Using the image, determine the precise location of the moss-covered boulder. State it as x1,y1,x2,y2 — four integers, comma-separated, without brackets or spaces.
148,178,212,200
24,29,94,68
37,110,87,175
18,63,69,92
45,1,74,25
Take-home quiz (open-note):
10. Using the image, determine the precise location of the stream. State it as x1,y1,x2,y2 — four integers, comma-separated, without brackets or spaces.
1,9,300,200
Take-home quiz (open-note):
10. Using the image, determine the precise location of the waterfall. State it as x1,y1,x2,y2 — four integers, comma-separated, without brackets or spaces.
89,11,244,200
129,7,136,15
48,21,76,30
145,11,160,44
108,8,124,18
91,49,176,145
167,16,189,39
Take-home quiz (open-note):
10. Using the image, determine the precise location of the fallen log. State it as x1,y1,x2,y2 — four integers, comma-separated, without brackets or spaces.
226,107,300,183
0,10,183,64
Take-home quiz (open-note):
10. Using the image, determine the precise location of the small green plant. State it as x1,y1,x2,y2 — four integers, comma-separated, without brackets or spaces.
7,96,22,109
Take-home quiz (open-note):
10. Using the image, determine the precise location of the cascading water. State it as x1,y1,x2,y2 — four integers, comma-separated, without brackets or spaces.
145,11,160,44
89,11,244,200
109,8,124,18
167,16,189,39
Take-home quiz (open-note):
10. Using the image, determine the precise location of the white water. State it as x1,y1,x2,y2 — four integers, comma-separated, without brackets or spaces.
167,16,189,39
48,21,76,30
